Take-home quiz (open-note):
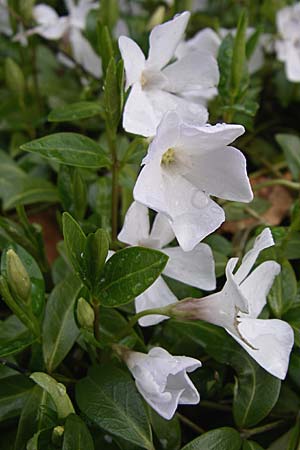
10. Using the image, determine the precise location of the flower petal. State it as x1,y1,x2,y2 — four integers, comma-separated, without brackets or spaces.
162,243,216,290
240,261,281,318
118,36,146,90
234,228,275,284
185,145,253,202
162,50,219,94
135,277,178,327
229,318,294,380
147,11,190,71
118,201,150,246
70,28,102,77
175,27,220,59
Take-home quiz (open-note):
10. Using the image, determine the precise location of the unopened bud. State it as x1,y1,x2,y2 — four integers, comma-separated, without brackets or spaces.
52,425,64,446
77,297,95,329
147,6,165,30
6,249,31,301
5,58,25,105
19,0,35,22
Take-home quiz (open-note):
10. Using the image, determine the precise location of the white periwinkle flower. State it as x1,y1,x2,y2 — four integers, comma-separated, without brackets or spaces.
118,11,219,137
124,346,201,420
172,228,294,379
0,0,12,36
275,3,300,82
118,201,216,326
17,0,101,78
133,111,253,252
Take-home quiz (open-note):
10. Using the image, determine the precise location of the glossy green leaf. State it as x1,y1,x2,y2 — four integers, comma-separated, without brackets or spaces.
276,134,300,180
30,372,75,419
62,212,87,281
0,375,33,422
150,409,181,450
0,333,36,358
62,414,94,450
85,229,109,293
21,133,110,168
43,274,82,373
231,11,248,96
181,427,242,450
163,320,281,428
268,259,297,318
48,101,103,122
76,365,153,449
96,247,168,307
242,441,264,450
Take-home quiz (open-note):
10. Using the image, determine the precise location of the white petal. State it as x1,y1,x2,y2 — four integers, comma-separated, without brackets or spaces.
163,174,225,251
135,277,178,327
70,29,102,77
147,11,190,71
162,243,216,290
118,201,150,246
118,36,145,90
122,84,158,137
33,4,59,24
162,50,219,94
234,228,275,284
285,44,300,83
239,261,281,318
178,122,245,155
175,28,220,59
177,372,200,404
185,145,253,202
229,318,294,380
150,213,175,248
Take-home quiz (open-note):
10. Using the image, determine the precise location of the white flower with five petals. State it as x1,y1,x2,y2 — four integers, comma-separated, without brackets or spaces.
118,11,219,137
124,346,201,420
172,228,294,379
118,201,216,326
133,111,253,252
16,0,101,78
275,3,300,82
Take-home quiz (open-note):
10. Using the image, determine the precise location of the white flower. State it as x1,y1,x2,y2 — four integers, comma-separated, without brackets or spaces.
118,201,215,326
133,111,253,252
0,0,12,36
118,11,219,137
275,3,300,82
16,0,101,78
125,346,201,420
176,27,267,77
173,228,294,379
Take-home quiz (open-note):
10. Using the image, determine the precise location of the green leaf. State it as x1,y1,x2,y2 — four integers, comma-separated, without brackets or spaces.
276,134,300,180
42,273,82,373
0,333,36,358
85,229,109,293
98,25,114,74
62,212,87,282
15,386,55,450
218,34,234,100
21,133,110,169
242,441,264,450
104,57,121,132
231,11,248,96
48,101,103,122
181,427,242,450
163,321,281,428
76,365,153,449
0,375,33,422
268,259,297,318
150,409,181,450
96,247,168,307
30,372,75,419
62,414,94,450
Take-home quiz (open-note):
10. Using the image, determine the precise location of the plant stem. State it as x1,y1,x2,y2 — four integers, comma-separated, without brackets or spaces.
107,130,119,242
241,419,285,439
93,301,100,343
200,400,232,412
253,179,300,191
177,412,205,435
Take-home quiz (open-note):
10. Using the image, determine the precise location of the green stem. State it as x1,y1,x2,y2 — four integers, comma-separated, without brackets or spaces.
93,301,100,343
241,419,285,439
177,412,205,435
107,130,119,242
200,400,231,412
253,179,300,191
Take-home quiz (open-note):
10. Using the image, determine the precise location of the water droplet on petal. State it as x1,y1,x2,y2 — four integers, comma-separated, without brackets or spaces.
191,190,209,209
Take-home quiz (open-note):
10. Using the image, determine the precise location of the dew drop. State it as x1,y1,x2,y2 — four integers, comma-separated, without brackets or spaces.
191,190,209,209
57,383,66,396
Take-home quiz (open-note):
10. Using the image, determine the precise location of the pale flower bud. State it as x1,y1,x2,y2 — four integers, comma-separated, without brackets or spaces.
52,426,64,446
77,297,95,330
6,249,31,302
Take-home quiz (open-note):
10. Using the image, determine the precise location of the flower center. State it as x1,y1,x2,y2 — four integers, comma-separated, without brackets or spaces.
140,72,147,88
161,148,175,166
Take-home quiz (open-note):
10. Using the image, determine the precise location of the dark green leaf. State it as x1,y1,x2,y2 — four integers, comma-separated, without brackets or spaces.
0,333,36,358
276,134,300,180
242,441,264,450
85,229,109,293
96,247,168,307
150,409,181,450
76,365,153,449
62,414,94,450
43,274,82,373
48,101,103,122
62,212,87,282
21,133,110,169
181,427,242,450
231,11,248,96
0,375,33,422
268,259,297,318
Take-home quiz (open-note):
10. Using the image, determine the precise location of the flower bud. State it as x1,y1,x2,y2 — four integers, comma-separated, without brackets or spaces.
19,0,35,22
52,425,64,446
6,249,31,302
77,297,95,329
147,6,165,30
5,58,25,105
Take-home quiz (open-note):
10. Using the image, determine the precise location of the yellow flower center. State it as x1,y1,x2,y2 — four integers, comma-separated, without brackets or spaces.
161,148,175,166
